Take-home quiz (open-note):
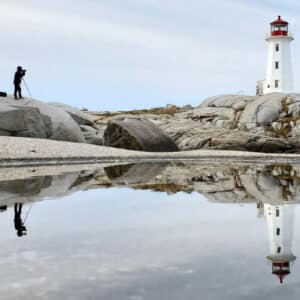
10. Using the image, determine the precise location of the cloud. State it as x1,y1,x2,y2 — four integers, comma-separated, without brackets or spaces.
0,0,299,110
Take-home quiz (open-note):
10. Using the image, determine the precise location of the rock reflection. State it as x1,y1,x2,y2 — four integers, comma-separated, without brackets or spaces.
0,162,300,282
2,162,300,205
104,163,168,185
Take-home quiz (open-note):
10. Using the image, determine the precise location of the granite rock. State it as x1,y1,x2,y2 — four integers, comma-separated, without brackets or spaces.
0,97,85,142
49,102,95,125
104,117,179,152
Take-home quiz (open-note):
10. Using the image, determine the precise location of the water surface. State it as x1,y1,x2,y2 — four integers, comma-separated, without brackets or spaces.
0,162,300,299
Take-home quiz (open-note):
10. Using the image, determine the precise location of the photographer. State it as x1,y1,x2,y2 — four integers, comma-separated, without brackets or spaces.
13,66,26,100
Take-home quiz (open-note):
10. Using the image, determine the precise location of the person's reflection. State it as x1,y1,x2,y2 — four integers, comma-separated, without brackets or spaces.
0,206,7,212
14,203,27,237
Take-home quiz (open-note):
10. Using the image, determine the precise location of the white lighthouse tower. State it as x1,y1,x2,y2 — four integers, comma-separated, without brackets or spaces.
263,16,294,94
264,203,296,284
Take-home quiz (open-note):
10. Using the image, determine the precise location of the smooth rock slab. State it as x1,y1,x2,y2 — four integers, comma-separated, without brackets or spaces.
239,93,285,128
0,97,85,143
104,117,179,152
192,107,235,121
49,102,94,126
199,94,254,108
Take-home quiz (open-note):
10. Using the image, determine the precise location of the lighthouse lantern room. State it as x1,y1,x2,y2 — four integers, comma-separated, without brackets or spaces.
263,16,294,95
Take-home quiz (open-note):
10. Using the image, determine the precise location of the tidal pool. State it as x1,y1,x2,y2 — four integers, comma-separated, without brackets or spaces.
0,162,300,299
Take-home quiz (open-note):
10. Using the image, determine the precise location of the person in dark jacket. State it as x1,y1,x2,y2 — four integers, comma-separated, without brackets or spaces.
13,66,26,100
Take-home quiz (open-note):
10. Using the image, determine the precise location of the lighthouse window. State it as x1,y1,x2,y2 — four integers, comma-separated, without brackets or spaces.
275,61,279,69
277,247,281,254
276,209,280,217
275,80,279,88
276,44,279,51
276,228,280,235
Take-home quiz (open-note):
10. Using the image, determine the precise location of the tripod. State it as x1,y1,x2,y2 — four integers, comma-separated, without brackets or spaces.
22,78,33,98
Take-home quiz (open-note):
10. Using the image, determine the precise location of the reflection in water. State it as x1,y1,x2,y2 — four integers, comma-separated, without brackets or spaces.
3,162,300,206
0,205,7,212
263,202,296,283
1,162,300,288
14,203,27,237
105,163,168,185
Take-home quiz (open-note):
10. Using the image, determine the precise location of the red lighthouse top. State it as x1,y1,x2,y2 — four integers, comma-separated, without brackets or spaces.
272,262,290,284
270,16,289,36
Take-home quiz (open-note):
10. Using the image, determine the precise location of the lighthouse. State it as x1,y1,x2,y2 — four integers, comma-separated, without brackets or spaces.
264,203,296,284
263,16,294,95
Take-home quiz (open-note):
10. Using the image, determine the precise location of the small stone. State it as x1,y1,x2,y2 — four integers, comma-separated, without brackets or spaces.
232,101,247,111
279,112,288,118
272,122,282,131
285,97,292,105
215,120,224,128
283,123,289,129
235,110,243,122
271,168,281,177
279,179,288,186
245,123,256,130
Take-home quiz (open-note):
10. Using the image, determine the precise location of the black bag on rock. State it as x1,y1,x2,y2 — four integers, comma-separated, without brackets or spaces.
0,92,7,97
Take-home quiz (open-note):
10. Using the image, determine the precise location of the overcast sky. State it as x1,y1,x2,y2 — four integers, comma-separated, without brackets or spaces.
1,0,300,110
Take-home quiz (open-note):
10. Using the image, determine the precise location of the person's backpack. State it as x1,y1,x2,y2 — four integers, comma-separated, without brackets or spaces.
0,92,7,97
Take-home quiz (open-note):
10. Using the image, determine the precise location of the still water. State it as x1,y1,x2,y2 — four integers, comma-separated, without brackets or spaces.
1,162,300,299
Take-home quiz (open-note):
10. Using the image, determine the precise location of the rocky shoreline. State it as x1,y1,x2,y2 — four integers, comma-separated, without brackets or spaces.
2,92,300,153
84,93,300,153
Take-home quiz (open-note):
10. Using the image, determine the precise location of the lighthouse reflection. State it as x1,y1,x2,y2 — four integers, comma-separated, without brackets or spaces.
262,202,296,284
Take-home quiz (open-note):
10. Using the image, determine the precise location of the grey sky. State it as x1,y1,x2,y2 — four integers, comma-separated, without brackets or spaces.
1,0,300,110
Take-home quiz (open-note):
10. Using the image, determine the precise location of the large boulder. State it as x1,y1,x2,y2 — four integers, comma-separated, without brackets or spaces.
239,93,285,129
0,105,46,138
49,102,95,126
0,97,85,142
104,117,179,152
